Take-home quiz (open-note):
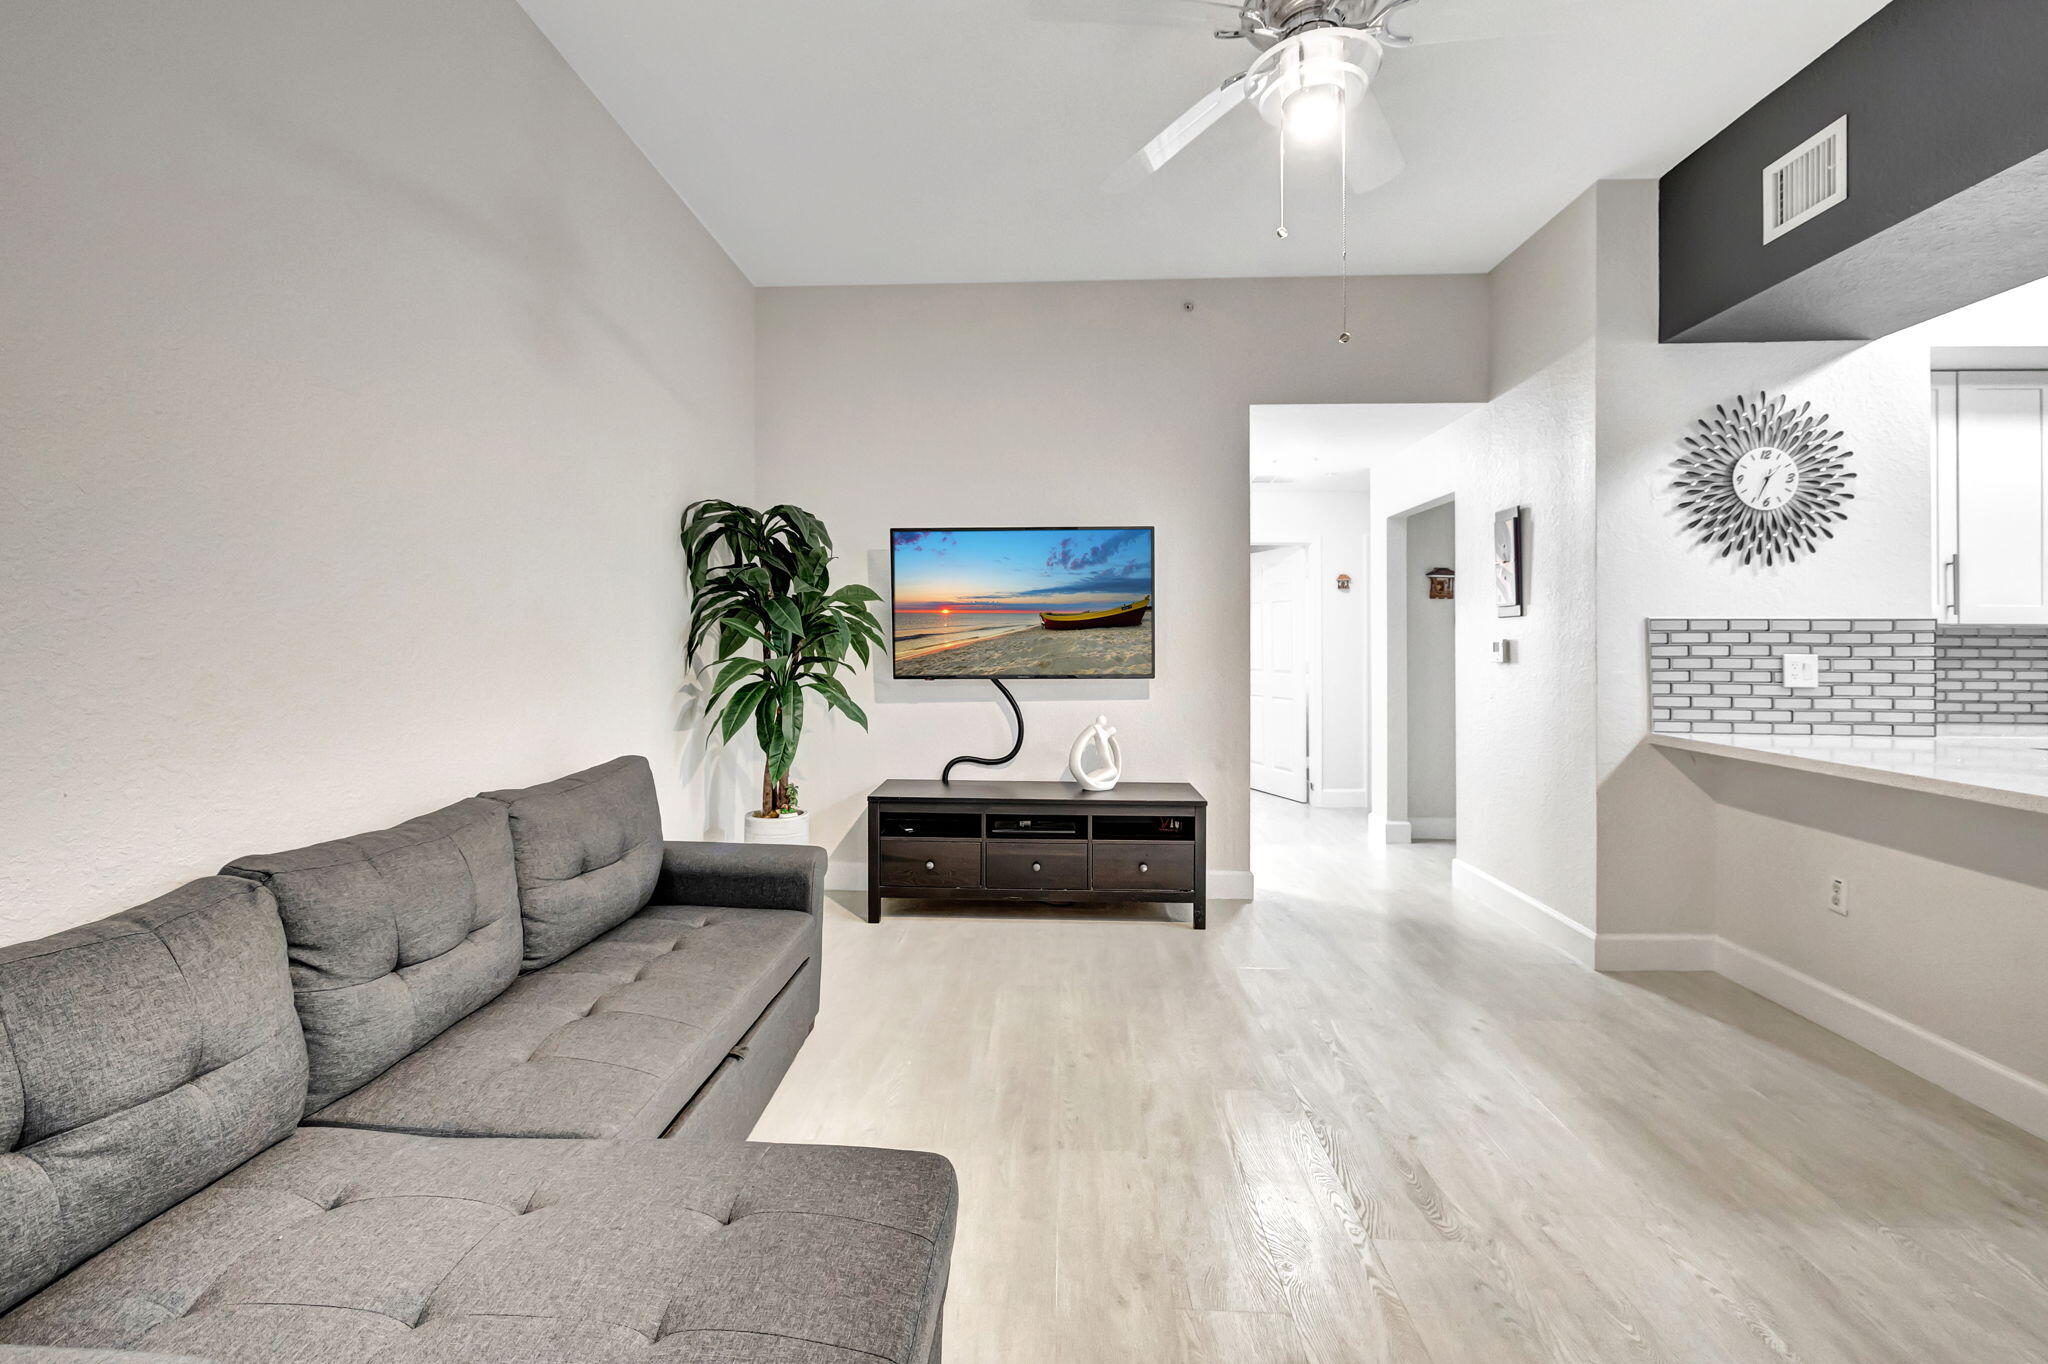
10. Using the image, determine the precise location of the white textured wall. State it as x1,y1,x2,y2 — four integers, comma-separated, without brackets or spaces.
1591,181,1943,938
0,0,756,942
755,277,1491,883
1250,487,1373,802
1373,191,1601,927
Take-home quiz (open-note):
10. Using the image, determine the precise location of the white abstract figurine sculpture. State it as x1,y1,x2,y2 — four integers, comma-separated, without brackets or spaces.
1068,715,1124,792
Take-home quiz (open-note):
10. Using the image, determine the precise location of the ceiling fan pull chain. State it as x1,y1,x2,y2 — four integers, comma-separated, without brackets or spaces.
1276,128,1289,240
1338,84,1352,344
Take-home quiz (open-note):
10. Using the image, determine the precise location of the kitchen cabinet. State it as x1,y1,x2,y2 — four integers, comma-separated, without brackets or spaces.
1935,372,2048,624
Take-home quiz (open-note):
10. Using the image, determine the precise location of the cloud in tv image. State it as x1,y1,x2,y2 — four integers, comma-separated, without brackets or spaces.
892,528,1155,679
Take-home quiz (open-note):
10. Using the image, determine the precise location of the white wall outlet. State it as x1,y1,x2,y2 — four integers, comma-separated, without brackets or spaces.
1828,878,1849,916
1783,653,1824,688
1492,639,1514,664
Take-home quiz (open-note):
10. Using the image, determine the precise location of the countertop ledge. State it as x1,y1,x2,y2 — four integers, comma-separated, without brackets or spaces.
1647,730,2048,817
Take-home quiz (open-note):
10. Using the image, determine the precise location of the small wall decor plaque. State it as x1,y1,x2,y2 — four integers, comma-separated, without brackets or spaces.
1673,391,1857,567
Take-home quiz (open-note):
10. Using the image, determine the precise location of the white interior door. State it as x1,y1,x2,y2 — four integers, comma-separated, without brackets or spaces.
1957,372,2048,624
1250,545,1311,802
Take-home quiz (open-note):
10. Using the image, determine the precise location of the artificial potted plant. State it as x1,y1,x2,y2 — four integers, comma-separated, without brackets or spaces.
682,499,884,844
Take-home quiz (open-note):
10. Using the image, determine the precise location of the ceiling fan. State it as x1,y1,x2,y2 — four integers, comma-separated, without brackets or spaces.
1042,0,1587,194
1101,0,1425,194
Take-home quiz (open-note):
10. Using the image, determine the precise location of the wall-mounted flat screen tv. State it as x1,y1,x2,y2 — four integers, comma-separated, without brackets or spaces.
891,527,1155,680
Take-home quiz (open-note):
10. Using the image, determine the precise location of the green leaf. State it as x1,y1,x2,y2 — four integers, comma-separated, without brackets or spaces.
717,622,762,661
763,596,804,638
718,681,769,746
809,675,870,730
705,654,766,697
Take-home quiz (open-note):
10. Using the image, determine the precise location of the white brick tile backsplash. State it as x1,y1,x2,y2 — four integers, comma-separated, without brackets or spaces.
1649,619,2048,732
1646,618,1941,736
1936,624,2048,724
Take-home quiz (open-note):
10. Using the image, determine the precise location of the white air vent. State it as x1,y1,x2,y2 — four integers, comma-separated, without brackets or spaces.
1251,474,1295,485
1763,116,1849,244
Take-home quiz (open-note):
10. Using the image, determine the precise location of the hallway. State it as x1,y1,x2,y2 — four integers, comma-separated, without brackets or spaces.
755,795,2048,1363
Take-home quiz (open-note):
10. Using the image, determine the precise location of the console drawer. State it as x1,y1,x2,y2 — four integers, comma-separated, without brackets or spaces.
879,839,983,890
1092,842,1195,894
986,841,1089,891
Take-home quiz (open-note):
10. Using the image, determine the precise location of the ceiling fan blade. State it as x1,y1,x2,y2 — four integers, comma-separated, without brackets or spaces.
1105,78,1253,190
1344,88,1404,193
1029,0,1247,27
1373,0,1610,46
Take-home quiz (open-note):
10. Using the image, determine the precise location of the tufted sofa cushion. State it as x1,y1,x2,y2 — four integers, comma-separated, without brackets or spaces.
480,757,664,972
222,799,523,1115
304,905,814,1139
0,1128,957,1364
0,878,306,1316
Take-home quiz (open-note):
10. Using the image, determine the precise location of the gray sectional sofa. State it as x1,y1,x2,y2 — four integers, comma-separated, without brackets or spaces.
0,756,955,1364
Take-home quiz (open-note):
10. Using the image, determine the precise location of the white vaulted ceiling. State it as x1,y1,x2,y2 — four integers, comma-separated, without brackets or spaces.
516,0,1891,287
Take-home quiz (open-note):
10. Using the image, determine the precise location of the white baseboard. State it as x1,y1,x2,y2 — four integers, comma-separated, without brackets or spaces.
826,861,1255,903
1593,932,1718,972
1311,787,1372,809
1587,931,2048,1143
1367,814,1412,845
1210,870,1255,901
1450,859,1596,968
1409,817,1457,842
1713,938,2048,1144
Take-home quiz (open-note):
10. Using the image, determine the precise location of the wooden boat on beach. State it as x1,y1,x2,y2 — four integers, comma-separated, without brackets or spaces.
1039,596,1151,631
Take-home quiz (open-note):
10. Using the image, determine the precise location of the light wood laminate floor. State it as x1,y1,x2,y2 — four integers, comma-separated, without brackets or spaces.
753,796,2048,1363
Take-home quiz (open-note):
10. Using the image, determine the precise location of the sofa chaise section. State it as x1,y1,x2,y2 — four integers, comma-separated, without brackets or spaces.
0,868,956,1364
4,1129,955,1364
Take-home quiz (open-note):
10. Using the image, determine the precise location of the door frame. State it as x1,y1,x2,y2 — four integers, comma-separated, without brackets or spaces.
1371,491,1456,844
1250,538,1321,803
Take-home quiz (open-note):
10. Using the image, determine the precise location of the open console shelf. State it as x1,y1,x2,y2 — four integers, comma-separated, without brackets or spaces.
867,779,1208,930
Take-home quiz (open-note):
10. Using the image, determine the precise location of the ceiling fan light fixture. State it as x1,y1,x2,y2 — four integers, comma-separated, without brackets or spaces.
1282,84,1346,144
1253,29,1381,133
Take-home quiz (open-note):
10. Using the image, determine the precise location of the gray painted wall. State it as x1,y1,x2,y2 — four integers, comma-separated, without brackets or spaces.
1404,501,1457,830
0,0,757,940
755,276,1491,887
1660,0,2048,341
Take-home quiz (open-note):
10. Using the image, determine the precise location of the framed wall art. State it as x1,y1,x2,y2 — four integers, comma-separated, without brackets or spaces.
1494,506,1525,619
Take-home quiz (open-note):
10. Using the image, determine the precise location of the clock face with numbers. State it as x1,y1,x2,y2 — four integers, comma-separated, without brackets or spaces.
1732,446,1802,510
1673,392,1857,567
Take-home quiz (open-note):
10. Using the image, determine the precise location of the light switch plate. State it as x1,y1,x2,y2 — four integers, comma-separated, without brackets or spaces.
1492,640,1514,664
1783,653,1823,688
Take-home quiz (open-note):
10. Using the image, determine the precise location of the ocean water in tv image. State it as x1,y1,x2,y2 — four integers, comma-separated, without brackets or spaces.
891,528,1154,679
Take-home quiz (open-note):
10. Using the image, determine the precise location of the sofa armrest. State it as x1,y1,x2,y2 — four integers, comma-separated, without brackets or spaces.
658,841,826,916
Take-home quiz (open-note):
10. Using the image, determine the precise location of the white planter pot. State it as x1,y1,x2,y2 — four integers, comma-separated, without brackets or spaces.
744,811,811,845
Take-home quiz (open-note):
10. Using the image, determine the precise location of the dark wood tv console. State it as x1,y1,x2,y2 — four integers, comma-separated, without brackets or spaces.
866,780,1207,929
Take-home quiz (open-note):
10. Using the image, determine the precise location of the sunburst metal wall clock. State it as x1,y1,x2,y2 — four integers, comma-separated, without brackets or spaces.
1673,392,1857,567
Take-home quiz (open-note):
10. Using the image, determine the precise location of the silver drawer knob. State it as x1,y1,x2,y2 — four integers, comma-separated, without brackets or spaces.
925,861,936,871
1032,862,1043,873
1139,863,1150,873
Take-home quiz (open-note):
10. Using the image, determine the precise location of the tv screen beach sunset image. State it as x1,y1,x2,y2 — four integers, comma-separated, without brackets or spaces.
891,528,1155,679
